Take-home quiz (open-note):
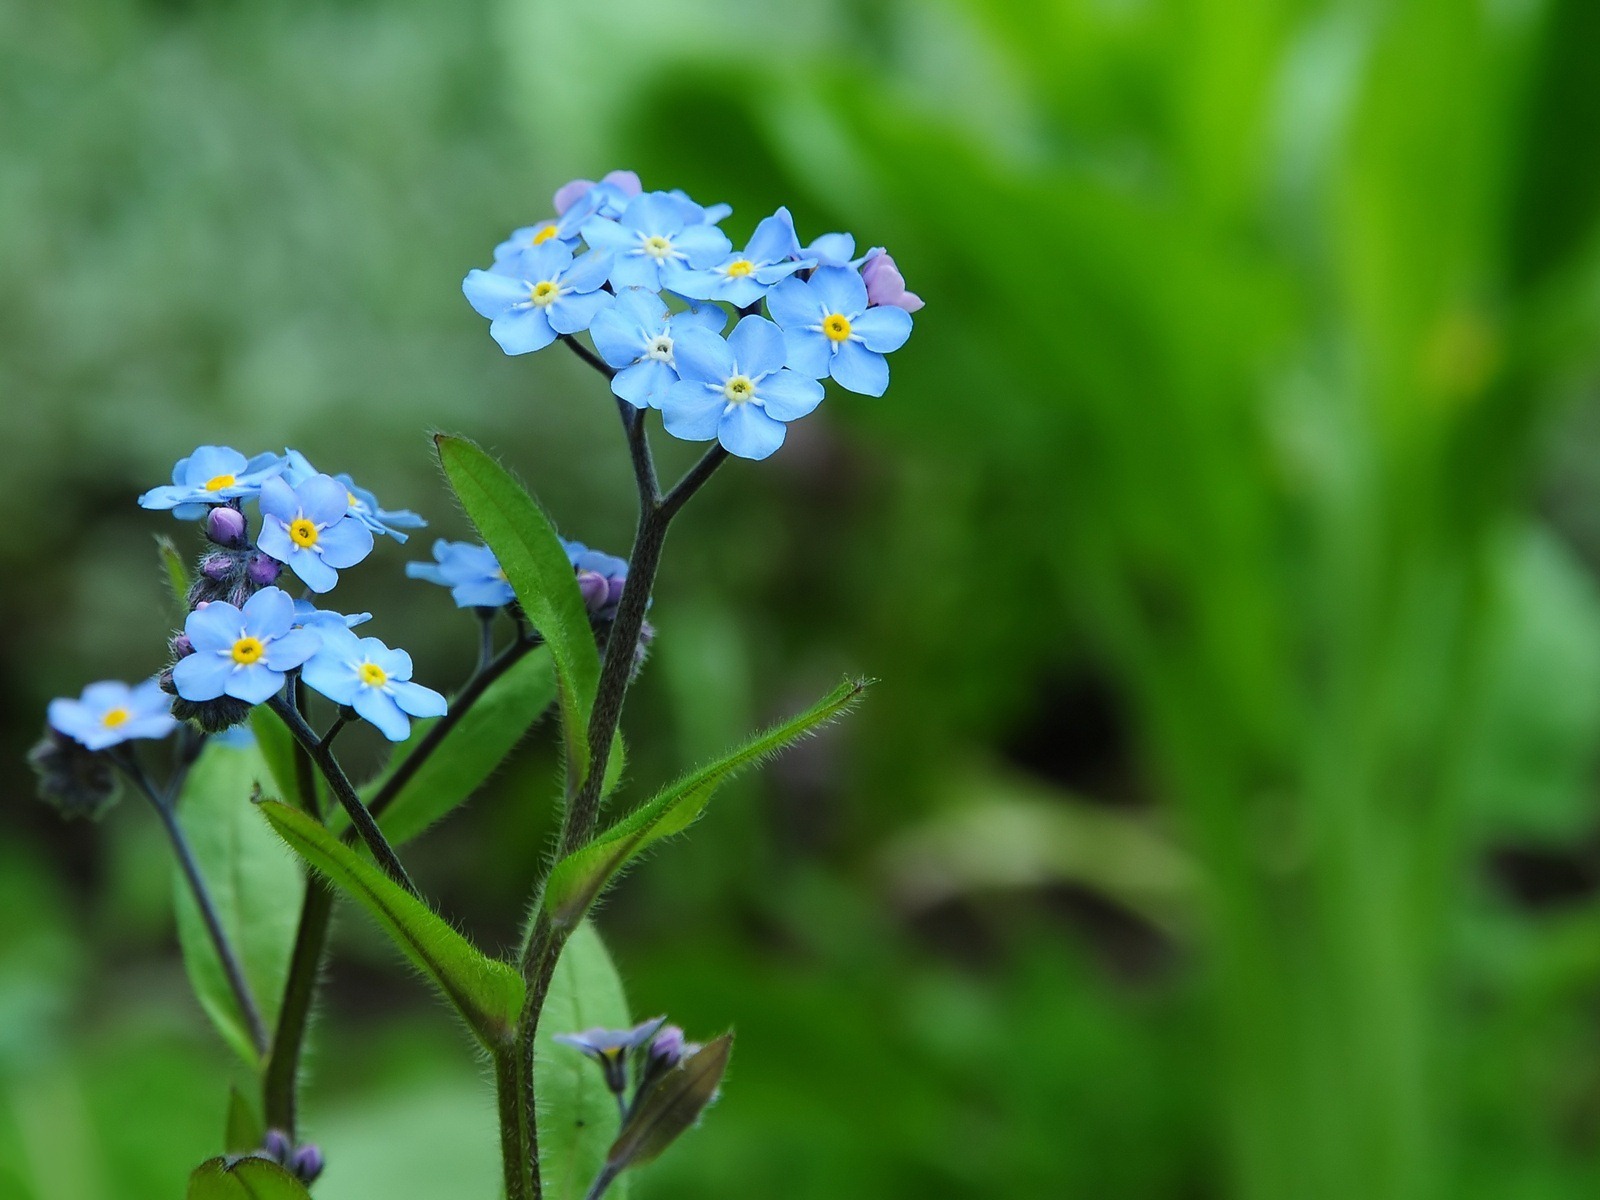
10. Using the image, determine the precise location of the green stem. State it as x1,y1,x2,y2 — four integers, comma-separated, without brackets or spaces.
496,1049,534,1200
262,876,334,1137
582,1163,622,1200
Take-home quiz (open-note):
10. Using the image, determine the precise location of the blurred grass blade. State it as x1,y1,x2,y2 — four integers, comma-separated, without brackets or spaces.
173,742,304,1068
606,1034,733,1172
435,434,600,787
157,535,191,616
544,679,869,928
537,921,633,1200
224,1086,265,1154
187,1156,311,1199
258,800,524,1048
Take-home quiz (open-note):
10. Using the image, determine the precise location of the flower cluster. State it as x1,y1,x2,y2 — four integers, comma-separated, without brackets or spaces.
463,170,921,460
555,1017,699,1115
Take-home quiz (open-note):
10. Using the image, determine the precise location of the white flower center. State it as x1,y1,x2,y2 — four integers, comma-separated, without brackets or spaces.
723,375,756,405
646,334,674,364
529,280,561,307
641,234,674,260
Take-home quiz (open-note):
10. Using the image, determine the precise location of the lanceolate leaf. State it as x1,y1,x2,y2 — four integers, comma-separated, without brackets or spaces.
362,647,558,846
536,922,633,1200
435,435,600,788
187,1157,311,1199
607,1034,734,1172
173,741,305,1068
157,534,192,617
544,679,870,928
257,800,524,1048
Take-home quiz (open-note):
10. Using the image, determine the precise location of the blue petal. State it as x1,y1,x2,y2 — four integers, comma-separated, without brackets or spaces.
264,628,321,671
717,275,771,309
808,266,869,318
297,474,350,526
173,652,233,702
672,302,728,335
121,713,178,742
518,240,576,280
406,561,448,586
561,249,613,294
579,218,634,254
718,403,787,460
452,578,515,607
757,369,825,421
670,327,736,385
661,382,726,441
764,276,822,331
830,340,890,396
241,586,296,639
463,270,528,320
728,316,787,377
353,688,411,741
256,520,297,565
608,255,662,292
258,477,298,522
183,446,248,486
186,601,245,653
782,327,831,378
287,551,339,593
665,266,721,302
745,208,801,264
366,641,413,679
128,678,173,718
315,518,375,569
390,680,448,719
851,305,914,353
804,231,856,266
81,680,132,710
613,360,677,409
624,193,685,236
226,663,285,706
138,484,191,510
491,309,557,355
302,652,360,705
547,290,611,336
673,224,733,269
590,303,650,367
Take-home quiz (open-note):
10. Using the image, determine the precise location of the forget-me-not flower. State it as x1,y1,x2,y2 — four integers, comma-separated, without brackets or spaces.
563,538,630,620
257,473,375,593
406,540,515,608
553,170,642,220
554,1017,667,1097
464,242,613,355
172,587,320,706
675,208,809,307
300,626,447,742
580,192,731,293
799,230,861,268
292,599,373,631
139,446,286,520
859,248,925,313
767,265,914,397
280,450,426,543
588,289,727,409
662,315,825,460
48,679,178,751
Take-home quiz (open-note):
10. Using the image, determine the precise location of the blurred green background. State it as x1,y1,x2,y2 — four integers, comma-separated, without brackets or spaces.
6,0,1600,1196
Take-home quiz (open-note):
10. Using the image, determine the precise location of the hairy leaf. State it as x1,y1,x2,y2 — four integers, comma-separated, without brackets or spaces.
157,534,191,617
607,1034,733,1172
187,1156,311,1199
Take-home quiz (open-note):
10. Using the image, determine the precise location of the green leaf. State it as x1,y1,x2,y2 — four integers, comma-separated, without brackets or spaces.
249,707,312,815
435,435,600,786
224,1086,265,1154
157,534,191,616
545,679,870,928
257,799,524,1048
607,1034,733,1172
537,921,632,1200
187,1157,312,1199
363,648,558,846
173,741,305,1068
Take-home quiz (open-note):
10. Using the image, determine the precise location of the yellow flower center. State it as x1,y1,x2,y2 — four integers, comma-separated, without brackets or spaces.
231,637,265,665
530,280,559,307
347,490,361,508
725,259,754,278
289,518,319,548
723,375,755,404
205,474,236,492
532,224,559,245
359,662,388,688
102,707,130,728
823,313,852,342
643,234,673,259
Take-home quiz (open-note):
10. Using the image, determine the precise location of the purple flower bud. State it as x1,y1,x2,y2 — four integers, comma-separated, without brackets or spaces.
576,569,610,614
205,506,247,547
246,553,282,587
290,1144,325,1184
648,1025,686,1068
261,1129,291,1165
201,554,233,581
860,248,925,313
169,633,194,659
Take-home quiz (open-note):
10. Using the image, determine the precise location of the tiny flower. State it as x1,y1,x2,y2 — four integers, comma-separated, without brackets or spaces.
300,626,447,742
138,446,285,519
581,192,732,292
47,678,177,751
858,247,924,313
588,288,727,409
292,599,372,630
463,242,614,355
29,729,121,820
674,208,809,307
767,265,914,396
406,540,515,608
563,538,630,620
662,315,825,460
171,587,321,706
279,451,427,543
257,474,375,593
554,1017,667,1099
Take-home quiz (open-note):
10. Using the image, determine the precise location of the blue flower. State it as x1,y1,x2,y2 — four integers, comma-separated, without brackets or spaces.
588,289,727,409
766,265,914,397
406,540,515,608
661,315,825,460
553,170,642,220
292,599,373,630
172,587,321,706
280,450,426,543
257,474,375,593
563,538,630,619
463,242,614,355
139,446,285,520
300,626,447,742
674,208,809,307
554,1017,667,1096
48,678,177,751
580,192,731,293
799,230,860,268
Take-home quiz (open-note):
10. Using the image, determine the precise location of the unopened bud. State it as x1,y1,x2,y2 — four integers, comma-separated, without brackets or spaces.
290,1144,325,1184
260,1129,291,1165
205,506,247,547
28,729,121,821
246,553,282,587
169,633,193,659
576,569,610,614
201,554,233,581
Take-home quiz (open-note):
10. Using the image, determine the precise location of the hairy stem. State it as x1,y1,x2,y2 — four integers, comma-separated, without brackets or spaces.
263,876,333,1136
267,695,419,896
496,1050,534,1200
